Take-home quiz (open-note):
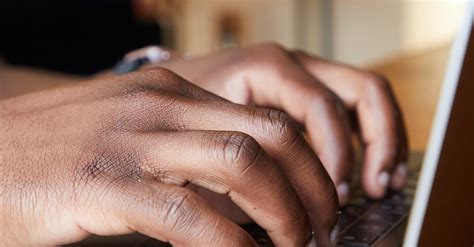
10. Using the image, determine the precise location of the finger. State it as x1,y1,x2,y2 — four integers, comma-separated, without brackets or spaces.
137,103,340,245
237,44,355,205
135,130,313,247
294,51,409,198
111,69,338,244
77,180,257,247
390,128,409,189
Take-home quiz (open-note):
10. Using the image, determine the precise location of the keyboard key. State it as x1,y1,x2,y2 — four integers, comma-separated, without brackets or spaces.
403,187,416,196
404,196,413,205
340,213,357,231
364,211,403,223
341,234,356,241
338,228,379,245
349,197,371,207
385,193,405,204
371,202,409,214
339,205,366,230
343,205,365,216
361,211,388,223
407,177,418,188
370,202,394,212
337,178,414,246
353,220,390,235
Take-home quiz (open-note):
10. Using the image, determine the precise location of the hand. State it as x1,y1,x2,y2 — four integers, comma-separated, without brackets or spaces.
0,69,337,246
155,43,409,204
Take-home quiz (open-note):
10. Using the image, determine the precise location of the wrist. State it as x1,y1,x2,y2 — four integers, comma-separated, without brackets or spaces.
0,65,83,100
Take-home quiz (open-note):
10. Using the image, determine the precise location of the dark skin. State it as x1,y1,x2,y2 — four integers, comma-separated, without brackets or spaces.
154,43,409,202
0,68,332,246
0,43,408,246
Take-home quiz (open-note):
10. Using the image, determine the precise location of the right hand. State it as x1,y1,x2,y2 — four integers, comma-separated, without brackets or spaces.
141,44,409,204
0,68,338,246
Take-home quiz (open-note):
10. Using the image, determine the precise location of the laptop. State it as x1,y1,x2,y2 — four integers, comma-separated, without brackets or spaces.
68,4,474,247
245,5,474,245
337,4,474,246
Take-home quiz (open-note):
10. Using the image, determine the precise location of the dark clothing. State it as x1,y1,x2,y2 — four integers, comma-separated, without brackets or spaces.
0,0,161,75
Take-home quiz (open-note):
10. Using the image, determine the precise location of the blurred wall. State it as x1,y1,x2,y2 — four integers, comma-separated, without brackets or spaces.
157,0,468,66
332,0,468,66
166,0,321,55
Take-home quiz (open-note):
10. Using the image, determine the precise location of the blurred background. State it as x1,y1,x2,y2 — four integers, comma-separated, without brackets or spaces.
0,0,470,151
139,0,469,152
144,0,467,150
153,0,466,65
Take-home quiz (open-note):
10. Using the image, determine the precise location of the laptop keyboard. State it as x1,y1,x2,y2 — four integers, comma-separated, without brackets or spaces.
337,161,419,246
136,171,418,247
131,153,423,247
238,167,420,247
337,190,413,246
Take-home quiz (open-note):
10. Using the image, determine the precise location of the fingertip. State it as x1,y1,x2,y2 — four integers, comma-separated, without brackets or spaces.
363,170,390,199
378,171,390,189
313,221,339,247
390,163,408,189
330,221,340,244
336,182,350,206
306,235,318,247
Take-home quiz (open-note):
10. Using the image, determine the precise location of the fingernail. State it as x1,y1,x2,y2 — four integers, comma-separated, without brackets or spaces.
337,182,350,205
395,163,408,178
306,234,317,247
378,171,390,188
330,223,340,244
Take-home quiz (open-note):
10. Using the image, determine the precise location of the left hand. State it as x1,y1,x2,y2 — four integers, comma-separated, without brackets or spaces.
149,43,409,207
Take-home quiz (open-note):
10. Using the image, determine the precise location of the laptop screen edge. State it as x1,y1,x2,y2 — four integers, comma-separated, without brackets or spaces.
403,3,474,246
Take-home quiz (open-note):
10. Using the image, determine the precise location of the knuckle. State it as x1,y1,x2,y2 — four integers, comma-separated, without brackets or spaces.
248,42,289,67
110,68,182,99
260,109,301,145
255,41,286,54
363,73,404,120
141,67,178,81
364,73,393,95
314,91,343,111
121,68,182,96
161,189,201,232
218,132,263,175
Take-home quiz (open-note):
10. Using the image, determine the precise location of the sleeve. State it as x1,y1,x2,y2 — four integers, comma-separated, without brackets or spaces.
0,0,161,75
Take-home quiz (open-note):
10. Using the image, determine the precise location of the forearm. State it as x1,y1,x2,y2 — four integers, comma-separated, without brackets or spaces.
0,64,84,99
